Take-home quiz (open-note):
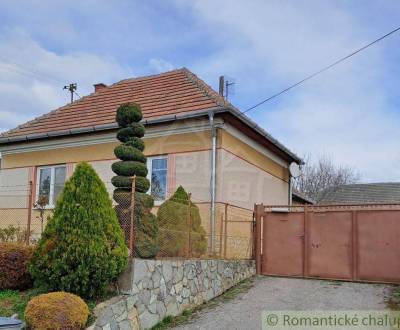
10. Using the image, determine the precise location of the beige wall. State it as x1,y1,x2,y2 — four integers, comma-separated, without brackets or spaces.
0,125,290,247
0,167,30,209
217,149,289,209
1,131,211,169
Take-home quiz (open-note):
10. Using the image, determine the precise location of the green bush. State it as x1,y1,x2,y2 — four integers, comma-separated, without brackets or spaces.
25,292,89,330
115,103,143,127
114,145,146,162
111,175,150,192
124,137,145,151
157,186,207,257
111,161,148,177
0,243,35,290
116,123,145,142
29,162,128,299
112,103,158,258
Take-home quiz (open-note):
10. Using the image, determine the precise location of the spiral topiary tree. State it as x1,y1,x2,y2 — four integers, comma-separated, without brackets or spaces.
112,103,158,258
29,162,128,299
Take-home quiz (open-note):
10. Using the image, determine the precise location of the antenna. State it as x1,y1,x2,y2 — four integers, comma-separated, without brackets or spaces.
218,75,236,100
63,83,77,103
225,78,235,100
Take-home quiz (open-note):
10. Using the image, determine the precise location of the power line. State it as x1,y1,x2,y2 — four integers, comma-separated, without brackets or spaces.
242,26,400,114
0,57,64,84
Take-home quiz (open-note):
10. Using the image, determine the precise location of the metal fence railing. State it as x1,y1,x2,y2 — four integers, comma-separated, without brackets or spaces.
0,181,254,260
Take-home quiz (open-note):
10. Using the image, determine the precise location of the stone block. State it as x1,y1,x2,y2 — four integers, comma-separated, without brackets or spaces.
140,310,159,329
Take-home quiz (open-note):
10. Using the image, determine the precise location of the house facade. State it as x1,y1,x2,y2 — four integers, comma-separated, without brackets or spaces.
0,68,301,249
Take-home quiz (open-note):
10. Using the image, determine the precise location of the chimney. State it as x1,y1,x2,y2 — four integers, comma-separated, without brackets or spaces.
94,83,107,92
218,76,225,96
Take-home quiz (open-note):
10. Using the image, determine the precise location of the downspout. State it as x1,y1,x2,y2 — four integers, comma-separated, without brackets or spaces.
209,111,217,256
288,175,293,205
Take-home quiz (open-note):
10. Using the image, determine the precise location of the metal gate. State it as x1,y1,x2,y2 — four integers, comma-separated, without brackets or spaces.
254,203,400,283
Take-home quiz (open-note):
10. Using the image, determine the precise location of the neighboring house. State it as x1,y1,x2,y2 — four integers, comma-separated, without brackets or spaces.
0,68,301,242
318,182,400,205
292,189,315,205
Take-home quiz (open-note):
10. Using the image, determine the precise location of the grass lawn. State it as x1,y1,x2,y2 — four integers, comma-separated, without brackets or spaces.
0,288,97,323
0,288,46,319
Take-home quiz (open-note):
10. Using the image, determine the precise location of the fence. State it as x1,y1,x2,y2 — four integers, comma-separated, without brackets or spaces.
0,181,254,260
254,203,400,283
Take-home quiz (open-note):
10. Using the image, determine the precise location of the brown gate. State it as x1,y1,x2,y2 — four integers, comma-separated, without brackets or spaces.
254,204,400,283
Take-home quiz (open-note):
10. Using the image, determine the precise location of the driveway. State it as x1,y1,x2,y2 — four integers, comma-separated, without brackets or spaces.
173,276,394,330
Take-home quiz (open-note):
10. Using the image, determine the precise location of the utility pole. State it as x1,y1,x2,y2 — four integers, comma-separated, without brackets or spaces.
63,83,77,103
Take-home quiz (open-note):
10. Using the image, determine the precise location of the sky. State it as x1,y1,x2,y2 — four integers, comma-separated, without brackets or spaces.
0,0,399,182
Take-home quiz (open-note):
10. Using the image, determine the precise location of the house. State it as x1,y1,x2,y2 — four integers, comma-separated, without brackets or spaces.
292,189,315,205
0,68,301,252
318,182,400,205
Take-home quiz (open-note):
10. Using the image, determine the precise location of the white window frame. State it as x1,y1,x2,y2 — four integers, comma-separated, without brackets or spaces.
36,164,66,209
147,156,168,206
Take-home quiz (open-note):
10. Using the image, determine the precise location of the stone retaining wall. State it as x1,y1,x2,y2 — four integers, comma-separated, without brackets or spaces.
90,258,255,330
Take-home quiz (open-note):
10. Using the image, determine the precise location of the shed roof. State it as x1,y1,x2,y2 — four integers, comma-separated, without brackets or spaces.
318,182,400,204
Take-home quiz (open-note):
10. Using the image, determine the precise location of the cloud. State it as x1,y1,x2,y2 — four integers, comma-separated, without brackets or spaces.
0,29,133,133
173,0,400,182
149,58,175,73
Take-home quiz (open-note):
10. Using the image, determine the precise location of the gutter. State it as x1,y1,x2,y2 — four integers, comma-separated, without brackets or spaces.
0,106,303,164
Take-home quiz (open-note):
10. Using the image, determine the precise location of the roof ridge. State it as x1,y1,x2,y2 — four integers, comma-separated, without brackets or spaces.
180,68,229,108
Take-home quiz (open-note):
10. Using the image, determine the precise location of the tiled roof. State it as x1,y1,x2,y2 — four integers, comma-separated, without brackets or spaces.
0,67,302,163
1,68,228,138
318,182,400,204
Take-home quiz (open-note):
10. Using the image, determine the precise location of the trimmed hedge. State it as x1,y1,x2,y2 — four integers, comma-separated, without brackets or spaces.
124,137,145,151
112,103,158,258
114,145,146,162
25,292,89,330
111,175,150,192
115,202,159,258
0,243,34,290
115,103,143,127
116,123,145,142
113,189,154,209
157,186,207,257
111,161,148,177
29,162,128,298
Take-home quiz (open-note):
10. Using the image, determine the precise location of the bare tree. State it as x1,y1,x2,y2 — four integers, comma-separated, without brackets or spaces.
293,155,361,202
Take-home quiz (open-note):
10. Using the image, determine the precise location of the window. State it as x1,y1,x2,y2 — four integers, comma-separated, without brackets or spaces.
147,157,168,203
36,165,66,207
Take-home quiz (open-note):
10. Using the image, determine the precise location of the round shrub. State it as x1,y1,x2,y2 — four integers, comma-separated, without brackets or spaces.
29,162,128,298
116,103,142,127
124,137,145,151
114,145,146,163
25,292,89,330
0,243,34,290
116,123,145,142
112,161,148,177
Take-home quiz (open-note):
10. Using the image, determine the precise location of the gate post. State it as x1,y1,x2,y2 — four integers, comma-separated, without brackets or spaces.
254,203,263,274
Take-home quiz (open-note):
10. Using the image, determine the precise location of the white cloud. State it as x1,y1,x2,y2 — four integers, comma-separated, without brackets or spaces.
149,58,175,73
0,29,133,133
174,0,400,182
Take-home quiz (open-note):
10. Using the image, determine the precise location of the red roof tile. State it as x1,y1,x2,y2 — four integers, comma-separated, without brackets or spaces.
2,68,229,138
